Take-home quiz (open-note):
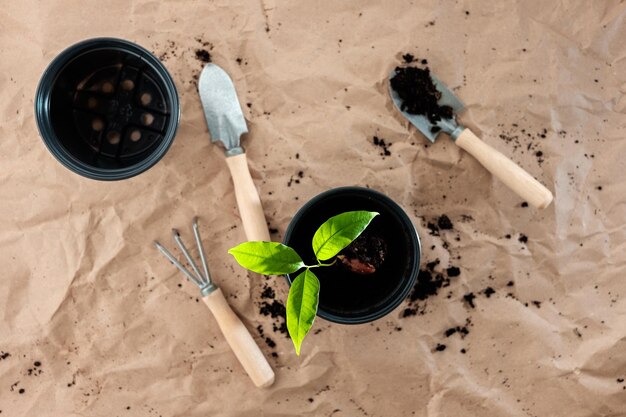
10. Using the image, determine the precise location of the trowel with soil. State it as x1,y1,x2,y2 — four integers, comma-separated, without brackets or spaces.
389,64,553,209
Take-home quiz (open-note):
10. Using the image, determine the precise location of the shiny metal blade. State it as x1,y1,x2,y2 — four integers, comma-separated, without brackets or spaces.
389,69,465,142
198,63,248,155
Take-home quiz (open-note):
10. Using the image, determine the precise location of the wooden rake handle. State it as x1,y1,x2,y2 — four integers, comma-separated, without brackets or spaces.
203,288,275,388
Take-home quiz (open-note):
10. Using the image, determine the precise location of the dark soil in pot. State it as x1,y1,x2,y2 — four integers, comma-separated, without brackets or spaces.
283,187,421,324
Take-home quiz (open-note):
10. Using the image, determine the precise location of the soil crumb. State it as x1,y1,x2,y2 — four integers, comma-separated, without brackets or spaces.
483,287,496,298
427,215,454,236
195,49,211,63
463,292,476,308
402,53,415,64
437,215,453,230
372,136,392,157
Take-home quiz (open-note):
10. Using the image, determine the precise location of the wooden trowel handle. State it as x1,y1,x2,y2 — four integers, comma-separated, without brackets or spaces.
203,288,275,388
455,128,553,209
225,153,271,241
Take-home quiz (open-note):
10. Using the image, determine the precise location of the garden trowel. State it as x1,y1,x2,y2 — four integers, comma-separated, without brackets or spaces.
199,63,271,241
389,69,553,209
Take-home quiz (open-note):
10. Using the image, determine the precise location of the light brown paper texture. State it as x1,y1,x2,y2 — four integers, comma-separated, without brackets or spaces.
1,1,625,415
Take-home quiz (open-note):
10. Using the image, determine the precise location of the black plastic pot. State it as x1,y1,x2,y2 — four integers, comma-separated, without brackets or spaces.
35,38,180,180
283,187,421,324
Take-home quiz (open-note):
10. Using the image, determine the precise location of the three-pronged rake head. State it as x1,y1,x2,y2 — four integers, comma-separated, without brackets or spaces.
154,217,217,296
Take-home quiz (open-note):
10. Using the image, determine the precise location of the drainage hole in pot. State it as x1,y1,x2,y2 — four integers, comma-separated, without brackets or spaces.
107,131,121,145
91,118,104,131
121,79,135,91
130,129,142,142
102,82,114,94
141,112,155,126
140,93,152,106
87,97,98,109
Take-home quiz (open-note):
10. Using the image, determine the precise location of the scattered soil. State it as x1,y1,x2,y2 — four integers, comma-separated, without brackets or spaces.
437,215,453,230
446,266,460,277
483,287,496,298
435,343,446,352
258,284,288,336
337,233,387,275
445,324,470,338
390,63,453,124
372,136,392,157
265,337,276,348
287,170,305,187
260,285,275,299
427,215,454,236
402,53,415,64
496,123,553,166
256,292,283,355
152,37,214,87
401,258,461,317
518,234,528,244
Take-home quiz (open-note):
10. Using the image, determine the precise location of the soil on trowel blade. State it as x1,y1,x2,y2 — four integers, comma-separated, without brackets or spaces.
390,61,454,124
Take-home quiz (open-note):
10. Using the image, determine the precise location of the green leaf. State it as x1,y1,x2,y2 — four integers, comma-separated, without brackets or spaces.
312,211,379,261
286,269,320,355
228,242,305,275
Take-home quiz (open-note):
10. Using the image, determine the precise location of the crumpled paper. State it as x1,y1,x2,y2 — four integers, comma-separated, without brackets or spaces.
1,0,625,415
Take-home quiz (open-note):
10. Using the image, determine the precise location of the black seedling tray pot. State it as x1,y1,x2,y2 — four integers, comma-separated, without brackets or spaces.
283,187,421,324
35,38,180,180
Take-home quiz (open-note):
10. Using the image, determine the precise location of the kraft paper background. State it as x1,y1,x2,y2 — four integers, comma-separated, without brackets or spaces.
1,1,625,416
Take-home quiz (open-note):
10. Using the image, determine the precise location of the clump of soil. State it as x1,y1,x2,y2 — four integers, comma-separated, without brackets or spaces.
337,233,388,275
437,215,453,230
444,321,471,338
258,284,287,335
401,259,461,317
195,49,211,63
390,64,453,124
260,285,275,299
402,53,415,64
256,324,278,350
463,292,476,308
427,215,454,236
446,266,460,277
483,287,496,298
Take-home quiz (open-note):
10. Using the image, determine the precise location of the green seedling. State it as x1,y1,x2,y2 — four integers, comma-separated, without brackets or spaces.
228,210,379,355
